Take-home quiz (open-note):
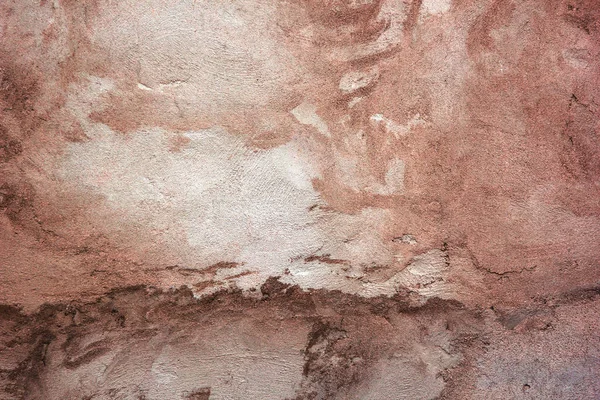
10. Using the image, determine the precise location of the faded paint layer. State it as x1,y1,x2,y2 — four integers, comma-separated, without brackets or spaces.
1,0,599,398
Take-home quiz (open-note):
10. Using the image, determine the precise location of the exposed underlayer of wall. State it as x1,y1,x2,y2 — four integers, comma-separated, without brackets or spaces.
3,283,600,399
0,0,599,398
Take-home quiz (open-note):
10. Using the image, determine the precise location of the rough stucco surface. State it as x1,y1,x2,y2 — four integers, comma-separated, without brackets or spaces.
0,0,599,398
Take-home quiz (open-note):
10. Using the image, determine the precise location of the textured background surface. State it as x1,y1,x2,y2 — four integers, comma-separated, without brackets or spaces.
1,0,599,398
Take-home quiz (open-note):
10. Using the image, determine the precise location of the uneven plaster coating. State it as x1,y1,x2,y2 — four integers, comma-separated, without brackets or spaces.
1,0,600,398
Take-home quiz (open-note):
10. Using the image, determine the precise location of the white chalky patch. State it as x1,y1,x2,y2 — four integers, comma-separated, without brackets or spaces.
59,125,324,287
56,111,402,297
422,0,451,16
370,113,427,138
291,101,331,138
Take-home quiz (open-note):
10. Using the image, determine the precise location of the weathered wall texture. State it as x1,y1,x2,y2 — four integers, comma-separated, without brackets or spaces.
0,0,599,398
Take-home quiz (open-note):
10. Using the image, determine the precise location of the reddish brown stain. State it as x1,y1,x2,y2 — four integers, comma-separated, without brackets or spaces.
0,0,598,303
0,0,600,396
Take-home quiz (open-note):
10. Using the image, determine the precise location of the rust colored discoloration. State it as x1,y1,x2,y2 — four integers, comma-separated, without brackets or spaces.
0,0,597,305
1,0,600,397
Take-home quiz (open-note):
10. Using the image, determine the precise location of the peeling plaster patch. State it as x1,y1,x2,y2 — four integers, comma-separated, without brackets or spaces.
280,208,406,297
339,67,380,94
137,83,153,91
57,123,410,296
291,102,331,137
389,249,476,301
421,0,451,16
59,126,324,284
370,113,426,138
282,261,398,298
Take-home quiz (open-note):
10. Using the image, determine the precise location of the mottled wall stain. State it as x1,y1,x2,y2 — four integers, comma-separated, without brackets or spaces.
0,0,600,398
